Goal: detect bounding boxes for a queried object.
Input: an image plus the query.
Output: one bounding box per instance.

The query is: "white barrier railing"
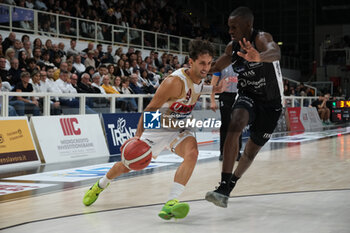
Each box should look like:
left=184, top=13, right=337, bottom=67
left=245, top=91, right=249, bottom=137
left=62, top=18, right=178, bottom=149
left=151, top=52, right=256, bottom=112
left=0, top=3, right=225, bottom=56
left=0, top=92, right=154, bottom=117
left=282, top=96, right=319, bottom=108
left=0, top=92, right=331, bottom=117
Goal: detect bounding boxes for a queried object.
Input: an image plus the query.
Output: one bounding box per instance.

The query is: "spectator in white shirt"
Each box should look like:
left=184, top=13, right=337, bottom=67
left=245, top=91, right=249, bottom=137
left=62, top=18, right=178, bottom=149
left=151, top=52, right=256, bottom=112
left=13, top=39, right=23, bottom=59
left=114, top=7, right=122, bottom=22
left=39, top=70, right=57, bottom=95
left=26, top=0, right=34, bottom=8
left=5, top=48, right=15, bottom=71
left=55, top=70, right=77, bottom=97
left=34, top=0, right=48, bottom=10
left=84, top=50, right=96, bottom=69
left=31, top=69, right=61, bottom=114
left=73, top=55, right=86, bottom=74
left=45, top=66, right=61, bottom=93
left=91, top=73, right=106, bottom=94
left=55, top=70, right=96, bottom=114
left=66, top=39, right=79, bottom=58
left=23, top=40, right=32, bottom=59
left=31, top=70, right=42, bottom=95
left=37, top=69, right=61, bottom=115
left=0, top=77, right=18, bottom=116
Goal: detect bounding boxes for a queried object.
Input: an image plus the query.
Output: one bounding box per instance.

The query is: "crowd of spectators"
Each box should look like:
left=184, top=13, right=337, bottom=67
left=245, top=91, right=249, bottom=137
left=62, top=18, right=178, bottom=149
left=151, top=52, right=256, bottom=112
left=2, top=0, right=218, bottom=44
left=283, top=79, right=346, bottom=99
left=0, top=32, right=190, bottom=116
left=283, top=79, right=346, bottom=124
left=283, top=80, right=315, bottom=98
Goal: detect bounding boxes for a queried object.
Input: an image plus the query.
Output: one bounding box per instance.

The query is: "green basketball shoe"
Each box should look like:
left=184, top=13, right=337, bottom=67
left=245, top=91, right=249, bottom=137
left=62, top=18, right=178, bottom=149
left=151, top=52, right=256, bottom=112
left=158, top=199, right=190, bottom=220
left=83, top=180, right=109, bottom=206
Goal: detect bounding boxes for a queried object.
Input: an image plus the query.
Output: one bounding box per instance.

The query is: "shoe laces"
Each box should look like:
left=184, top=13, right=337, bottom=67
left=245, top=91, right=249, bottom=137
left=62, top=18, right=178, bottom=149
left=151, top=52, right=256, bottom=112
left=166, top=199, right=179, bottom=206
left=214, top=181, right=232, bottom=195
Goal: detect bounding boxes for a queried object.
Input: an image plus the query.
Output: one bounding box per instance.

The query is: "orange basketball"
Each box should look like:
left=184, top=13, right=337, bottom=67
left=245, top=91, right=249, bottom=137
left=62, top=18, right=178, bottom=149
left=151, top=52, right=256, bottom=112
left=121, top=139, right=152, bottom=170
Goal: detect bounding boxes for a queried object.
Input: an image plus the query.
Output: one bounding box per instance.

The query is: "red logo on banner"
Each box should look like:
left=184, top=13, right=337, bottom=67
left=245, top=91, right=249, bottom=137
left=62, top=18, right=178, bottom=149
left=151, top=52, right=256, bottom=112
left=287, top=107, right=305, bottom=132
left=59, top=118, right=81, bottom=136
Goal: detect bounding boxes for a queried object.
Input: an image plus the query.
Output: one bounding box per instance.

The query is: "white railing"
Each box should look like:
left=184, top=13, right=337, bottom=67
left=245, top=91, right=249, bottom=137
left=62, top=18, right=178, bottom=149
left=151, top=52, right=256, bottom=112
left=0, top=92, right=154, bottom=116
left=0, top=92, right=331, bottom=117
left=0, top=3, right=226, bottom=56
left=282, top=96, right=318, bottom=108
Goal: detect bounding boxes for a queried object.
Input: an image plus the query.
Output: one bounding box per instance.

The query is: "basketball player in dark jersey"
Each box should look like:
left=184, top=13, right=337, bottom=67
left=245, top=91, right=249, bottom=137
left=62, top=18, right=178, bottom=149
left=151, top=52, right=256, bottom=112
left=205, top=6, right=284, bottom=208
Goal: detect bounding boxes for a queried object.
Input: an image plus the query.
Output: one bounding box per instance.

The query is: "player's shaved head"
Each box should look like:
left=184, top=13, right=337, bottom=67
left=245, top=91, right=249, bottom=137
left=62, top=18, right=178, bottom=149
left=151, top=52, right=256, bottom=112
left=230, top=7, right=254, bottom=24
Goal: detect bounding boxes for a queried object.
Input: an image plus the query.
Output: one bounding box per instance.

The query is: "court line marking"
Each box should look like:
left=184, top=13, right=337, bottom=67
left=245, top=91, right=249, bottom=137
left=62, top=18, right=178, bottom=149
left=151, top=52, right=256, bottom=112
left=1, top=188, right=349, bottom=231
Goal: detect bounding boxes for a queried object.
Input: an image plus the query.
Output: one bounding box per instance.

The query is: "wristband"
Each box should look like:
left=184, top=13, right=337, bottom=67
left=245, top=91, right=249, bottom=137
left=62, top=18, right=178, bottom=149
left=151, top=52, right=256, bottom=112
left=213, top=72, right=221, bottom=76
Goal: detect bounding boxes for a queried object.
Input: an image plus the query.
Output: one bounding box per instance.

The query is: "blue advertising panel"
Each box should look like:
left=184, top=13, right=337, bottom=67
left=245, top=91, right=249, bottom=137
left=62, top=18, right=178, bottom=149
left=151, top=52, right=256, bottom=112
left=0, top=6, right=34, bottom=23
left=0, top=6, right=10, bottom=23
left=101, top=113, right=141, bottom=155
left=12, top=7, right=34, bottom=22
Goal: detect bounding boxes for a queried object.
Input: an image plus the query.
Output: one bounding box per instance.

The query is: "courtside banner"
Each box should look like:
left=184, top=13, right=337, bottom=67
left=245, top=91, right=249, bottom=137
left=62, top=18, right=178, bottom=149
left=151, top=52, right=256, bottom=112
left=287, top=107, right=305, bottom=132
left=300, top=107, right=323, bottom=130
left=30, top=115, right=109, bottom=163
left=192, top=110, right=221, bottom=144
left=101, top=113, right=141, bottom=155
left=0, top=117, right=40, bottom=168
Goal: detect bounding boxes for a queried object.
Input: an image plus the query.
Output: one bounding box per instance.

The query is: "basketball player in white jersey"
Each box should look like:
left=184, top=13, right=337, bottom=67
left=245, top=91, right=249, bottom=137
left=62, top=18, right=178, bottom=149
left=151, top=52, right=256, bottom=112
left=83, top=39, right=227, bottom=220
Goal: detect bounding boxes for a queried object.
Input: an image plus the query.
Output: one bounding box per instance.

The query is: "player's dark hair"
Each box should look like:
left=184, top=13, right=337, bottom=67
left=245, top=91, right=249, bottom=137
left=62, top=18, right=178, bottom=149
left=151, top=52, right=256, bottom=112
left=188, top=39, right=214, bottom=60
left=230, top=7, right=254, bottom=24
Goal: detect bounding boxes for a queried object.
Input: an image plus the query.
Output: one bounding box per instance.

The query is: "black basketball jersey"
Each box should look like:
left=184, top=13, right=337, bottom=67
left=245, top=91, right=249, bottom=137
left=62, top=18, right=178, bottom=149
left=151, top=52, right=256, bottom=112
left=231, top=30, right=283, bottom=102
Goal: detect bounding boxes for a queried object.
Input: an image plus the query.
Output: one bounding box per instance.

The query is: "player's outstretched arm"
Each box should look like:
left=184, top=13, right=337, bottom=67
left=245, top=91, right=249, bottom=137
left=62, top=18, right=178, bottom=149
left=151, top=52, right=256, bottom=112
left=135, top=76, right=183, bottom=137
left=237, top=33, right=280, bottom=63
left=210, top=73, right=220, bottom=112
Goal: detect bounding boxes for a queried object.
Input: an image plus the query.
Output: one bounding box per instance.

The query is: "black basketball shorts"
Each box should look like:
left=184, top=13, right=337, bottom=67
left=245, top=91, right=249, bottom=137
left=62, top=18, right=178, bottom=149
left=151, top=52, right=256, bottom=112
left=233, top=94, right=282, bottom=146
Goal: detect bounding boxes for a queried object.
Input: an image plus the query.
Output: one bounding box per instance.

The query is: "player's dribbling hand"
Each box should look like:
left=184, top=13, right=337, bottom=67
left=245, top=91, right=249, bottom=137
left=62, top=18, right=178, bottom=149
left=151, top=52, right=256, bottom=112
left=237, top=38, right=261, bottom=62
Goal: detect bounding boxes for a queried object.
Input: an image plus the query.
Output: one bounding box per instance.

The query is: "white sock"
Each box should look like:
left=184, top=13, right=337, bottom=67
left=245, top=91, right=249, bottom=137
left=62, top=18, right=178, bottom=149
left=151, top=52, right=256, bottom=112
left=98, top=174, right=112, bottom=189
left=167, top=182, right=185, bottom=201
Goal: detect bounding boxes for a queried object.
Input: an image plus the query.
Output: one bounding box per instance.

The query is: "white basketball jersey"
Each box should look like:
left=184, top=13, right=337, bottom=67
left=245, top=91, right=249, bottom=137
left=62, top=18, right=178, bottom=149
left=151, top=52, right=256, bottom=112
left=160, top=68, right=203, bottom=127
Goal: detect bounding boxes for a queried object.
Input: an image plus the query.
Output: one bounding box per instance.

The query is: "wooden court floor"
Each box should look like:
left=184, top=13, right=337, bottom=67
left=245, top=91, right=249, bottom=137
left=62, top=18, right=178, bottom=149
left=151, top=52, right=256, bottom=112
left=0, top=130, right=350, bottom=233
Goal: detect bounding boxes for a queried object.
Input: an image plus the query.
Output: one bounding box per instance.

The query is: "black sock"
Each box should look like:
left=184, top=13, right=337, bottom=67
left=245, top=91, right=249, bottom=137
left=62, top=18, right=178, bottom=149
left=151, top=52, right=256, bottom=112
left=231, top=173, right=240, bottom=182
left=214, top=172, right=232, bottom=195
left=230, top=173, right=240, bottom=189
left=221, top=172, right=232, bottom=184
